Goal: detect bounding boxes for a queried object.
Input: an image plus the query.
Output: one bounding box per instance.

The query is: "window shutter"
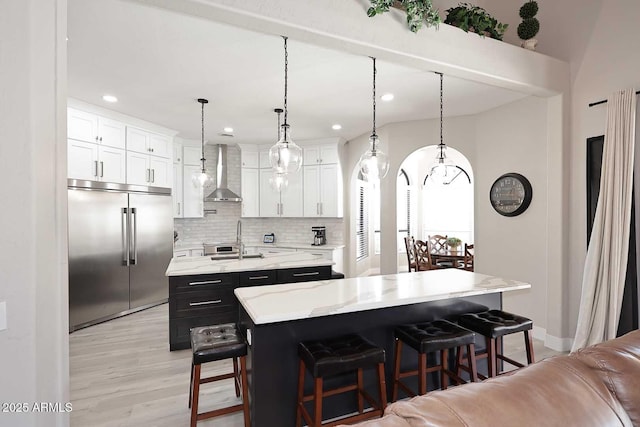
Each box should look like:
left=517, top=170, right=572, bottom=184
left=356, top=183, right=368, bottom=260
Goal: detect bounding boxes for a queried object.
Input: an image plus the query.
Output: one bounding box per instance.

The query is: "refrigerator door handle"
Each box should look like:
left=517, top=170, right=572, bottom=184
left=130, top=207, right=138, bottom=265
left=123, top=207, right=130, bottom=266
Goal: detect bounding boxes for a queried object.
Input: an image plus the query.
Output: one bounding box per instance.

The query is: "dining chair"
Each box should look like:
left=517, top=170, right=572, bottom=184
left=404, top=236, right=417, bottom=272
left=413, top=240, right=445, bottom=271
left=428, top=235, right=448, bottom=253
left=459, top=243, right=474, bottom=271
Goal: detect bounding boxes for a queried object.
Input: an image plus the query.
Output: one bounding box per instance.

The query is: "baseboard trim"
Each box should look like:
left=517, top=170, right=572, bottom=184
left=533, top=326, right=573, bottom=352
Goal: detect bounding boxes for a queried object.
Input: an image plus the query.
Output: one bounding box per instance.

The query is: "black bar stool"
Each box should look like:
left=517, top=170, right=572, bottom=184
left=457, top=309, right=534, bottom=378
left=189, top=324, right=250, bottom=427
left=296, top=334, right=387, bottom=427
left=392, top=319, right=478, bottom=401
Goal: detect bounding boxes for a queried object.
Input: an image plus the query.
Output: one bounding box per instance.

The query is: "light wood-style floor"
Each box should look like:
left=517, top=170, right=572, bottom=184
left=70, top=304, right=565, bottom=427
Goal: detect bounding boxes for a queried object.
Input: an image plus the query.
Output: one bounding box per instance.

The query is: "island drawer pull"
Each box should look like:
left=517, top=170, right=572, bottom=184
left=249, top=275, right=270, bottom=280
left=293, top=272, right=320, bottom=277
left=189, top=279, right=222, bottom=286
left=189, top=300, right=222, bottom=306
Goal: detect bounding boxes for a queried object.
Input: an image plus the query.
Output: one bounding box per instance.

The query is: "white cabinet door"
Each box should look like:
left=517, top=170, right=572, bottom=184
left=259, top=149, right=271, bottom=169
left=68, top=139, right=99, bottom=180
left=149, top=133, right=171, bottom=158
left=241, top=168, right=260, bottom=217
left=127, top=151, right=150, bottom=185
left=183, top=146, right=202, bottom=165
left=320, top=164, right=340, bottom=217
left=319, top=145, right=339, bottom=164
left=303, top=146, right=320, bottom=166
left=241, top=150, right=259, bottom=168
left=68, top=109, right=98, bottom=143
left=98, top=146, right=126, bottom=184
left=173, top=143, right=183, bottom=163
left=303, top=165, right=320, bottom=217
left=259, top=169, right=280, bottom=217
left=280, top=171, right=303, bottom=217
left=126, top=127, right=149, bottom=154
left=149, top=156, right=171, bottom=187
left=98, top=118, right=126, bottom=149
left=183, top=164, right=204, bottom=218
left=173, top=162, right=183, bottom=218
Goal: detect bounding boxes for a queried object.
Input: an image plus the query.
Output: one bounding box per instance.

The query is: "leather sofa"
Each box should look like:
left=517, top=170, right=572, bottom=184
left=349, top=330, right=640, bottom=427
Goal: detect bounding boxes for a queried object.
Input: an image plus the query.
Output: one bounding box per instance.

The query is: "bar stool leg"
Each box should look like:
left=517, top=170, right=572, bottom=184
left=240, top=356, right=250, bottom=427
left=357, top=368, right=364, bottom=414
left=440, top=349, right=449, bottom=390
left=313, top=377, right=323, bottom=427
left=188, top=361, right=194, bottom=408
left=392, top=339, right=402, bottom=402
left=377, top=362, right=387, bottom=413
left=467, top=343, right=478, bottom=382
left=233, top=357, right=240, bottom=398
left=190, top=363, right=201, bottom=427
left=524, top=330, right=535, bottom=364
left=418, top=353, right=427, bottom=395
left=486, top=337, right=497, bottom=378
left=296, top=360, right=305, bottom=427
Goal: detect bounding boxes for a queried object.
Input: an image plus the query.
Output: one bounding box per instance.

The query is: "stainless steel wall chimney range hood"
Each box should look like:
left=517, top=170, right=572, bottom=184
left=204, top=144, right=242, bottom=202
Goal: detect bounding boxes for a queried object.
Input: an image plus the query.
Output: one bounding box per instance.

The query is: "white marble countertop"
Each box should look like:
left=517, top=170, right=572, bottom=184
left=165, top=251, right=334, bottom=276
left=234, top=269, right=531, bottom=325
left=245, top=243, right=345, bottom=250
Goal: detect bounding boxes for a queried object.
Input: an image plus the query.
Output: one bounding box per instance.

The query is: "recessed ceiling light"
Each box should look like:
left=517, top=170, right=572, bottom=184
left=102, top=95, right=118, bottom=103
left=381, top=93, right=394, bottom=102
left=332, top=124, right=342, bottom=130
left=223, top=127, right=234, bottom=133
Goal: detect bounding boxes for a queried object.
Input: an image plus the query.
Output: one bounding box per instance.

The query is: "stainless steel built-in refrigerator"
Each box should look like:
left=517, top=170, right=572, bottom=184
left=68, top=179, right=172, bottom=331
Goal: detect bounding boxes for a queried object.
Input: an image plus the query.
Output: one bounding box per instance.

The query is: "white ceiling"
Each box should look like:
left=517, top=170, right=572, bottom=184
left=67, top=0, right=529, bottom=145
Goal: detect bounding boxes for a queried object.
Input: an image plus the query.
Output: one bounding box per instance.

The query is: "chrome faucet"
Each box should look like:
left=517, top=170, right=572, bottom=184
left=237, top=219, right=244, bottom=260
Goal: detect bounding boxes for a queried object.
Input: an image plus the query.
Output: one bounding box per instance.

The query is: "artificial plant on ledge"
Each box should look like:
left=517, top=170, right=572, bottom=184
left=367, top=0, right=441, bottom=33
left=444, top=3, right=508, bottom=40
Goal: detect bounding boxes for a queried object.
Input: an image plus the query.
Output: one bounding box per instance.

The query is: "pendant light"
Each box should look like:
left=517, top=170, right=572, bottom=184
left=428, top=73, right=456, bottom=184
left=359, top=57, right=389, bottom=181
left=269, top=36, right=303, bottom=174
left=192, top=98, right=214, bottom=187
left=270, top=108, right=289, bottom=192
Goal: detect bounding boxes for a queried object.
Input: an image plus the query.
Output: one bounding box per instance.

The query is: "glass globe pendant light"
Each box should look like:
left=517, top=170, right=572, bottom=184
left=429, top=73, right=456, bottom=185
left=359, top=57, right=389, bottom=181
left=270, top=108, right=289, bottom=192
left=192, top=98, right=214, bottom=187
left=269, top=36, right=303, bottom=174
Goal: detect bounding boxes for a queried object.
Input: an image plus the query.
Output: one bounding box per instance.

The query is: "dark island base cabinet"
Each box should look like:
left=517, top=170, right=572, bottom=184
left=169, top=266, right=331, bottom=350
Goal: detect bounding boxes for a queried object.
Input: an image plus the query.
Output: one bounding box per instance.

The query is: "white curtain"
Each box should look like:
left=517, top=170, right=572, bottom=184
left=572, top=89, right=637, bottom=351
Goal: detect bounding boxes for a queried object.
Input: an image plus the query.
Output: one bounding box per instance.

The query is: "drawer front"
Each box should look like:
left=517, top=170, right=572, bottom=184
left=277, top=266, right=331, bottom=284
left=169, top=273, right=237, bottom=293
left=170, top=287, right=237, bottom=318
left=238, top=270, right=277, bottom=287
left=169, top=313, right=239, bottom=351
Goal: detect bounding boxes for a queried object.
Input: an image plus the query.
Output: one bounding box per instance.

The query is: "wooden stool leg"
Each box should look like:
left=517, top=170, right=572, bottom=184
left=313, top=377, right=323, bottom=427
left=486, top=337, right=497, bottom=378
left=296, top=360, right=305, bottom=427
left=418, top=352, right=427, bottom=395
left=357, top=368, right=364, bottom=414
left=524, top=330, right=535, bottom=364
left=455, top=344, right=464, bottom=379
left=377, top=362, right=387, bottom=413
left=190, top=363, right=201, bottom=427
left=392, top=339, right=402, bottom=402
left=240, top=356, right=250, bottom=427
left=233, top=357, right=240, bottom=398
left=440, top=349, right=449, bottom=390
left=467, top=343, right=478, bottom=382
left=188, top=362, right=194, bottom=408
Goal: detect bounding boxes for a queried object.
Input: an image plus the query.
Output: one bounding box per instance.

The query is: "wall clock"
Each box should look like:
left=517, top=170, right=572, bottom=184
left=489, top=173, right=533, bottom=217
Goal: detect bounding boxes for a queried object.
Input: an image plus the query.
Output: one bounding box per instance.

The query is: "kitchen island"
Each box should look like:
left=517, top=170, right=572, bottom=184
left=165, top=251, right=333, bottom=350
left=234, top=269, right=531, bottom=426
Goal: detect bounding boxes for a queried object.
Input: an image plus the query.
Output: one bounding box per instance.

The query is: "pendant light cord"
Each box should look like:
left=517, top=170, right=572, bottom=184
left=437, top=72, right=445, bottom=160
left=198, top=98, right=208, bottom=173
left=283, top=36, right=288, bottom=126
left=371, top=57, right=378, bottom=152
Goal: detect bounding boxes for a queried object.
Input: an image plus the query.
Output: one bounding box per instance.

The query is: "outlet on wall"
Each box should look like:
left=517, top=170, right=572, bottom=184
left=0, top=301, right=6, bottom=331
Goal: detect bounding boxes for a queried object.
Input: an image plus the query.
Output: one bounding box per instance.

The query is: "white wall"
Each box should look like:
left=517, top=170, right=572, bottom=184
left=568, top=0, right=640, bottom=339
left=0, top=1, right=69, bottom=426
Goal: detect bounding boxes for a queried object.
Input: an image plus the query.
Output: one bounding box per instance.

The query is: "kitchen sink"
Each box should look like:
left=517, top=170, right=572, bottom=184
left=210, top=253, right=264, bottom=261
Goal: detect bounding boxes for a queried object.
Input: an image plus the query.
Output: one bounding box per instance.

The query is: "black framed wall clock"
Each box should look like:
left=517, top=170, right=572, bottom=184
left=489, top=173, right=533, bottom=217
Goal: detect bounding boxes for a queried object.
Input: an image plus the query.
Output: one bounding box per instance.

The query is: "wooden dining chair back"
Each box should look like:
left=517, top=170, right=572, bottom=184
left=404, top=236, right=417, bottom=272
left=428, top=235, right=448, bottom=253
left=413, top=240, right=443, bottom=271
left=461, top=244, right=474, bottom=271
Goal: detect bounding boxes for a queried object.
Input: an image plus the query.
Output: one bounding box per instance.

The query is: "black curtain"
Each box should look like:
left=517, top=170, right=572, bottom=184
left=586, top=136, right=639, bottom=336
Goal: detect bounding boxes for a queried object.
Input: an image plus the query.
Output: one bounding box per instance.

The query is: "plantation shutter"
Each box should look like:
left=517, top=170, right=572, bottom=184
left=356, top=183, right=368, bottom=260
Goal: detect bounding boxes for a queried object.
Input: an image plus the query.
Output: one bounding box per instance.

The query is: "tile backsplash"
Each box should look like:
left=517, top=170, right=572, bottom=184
left=174, top=143, right=344, bottom=247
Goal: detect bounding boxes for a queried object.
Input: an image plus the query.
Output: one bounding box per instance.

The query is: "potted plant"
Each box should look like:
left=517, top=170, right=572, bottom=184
left=447, top=237, right=462, bottom=251
left=517, top=1, right=540, bottom=50
left=444, top=3, right=508, bottom=40
left=367, top=0, right=441, bottom=33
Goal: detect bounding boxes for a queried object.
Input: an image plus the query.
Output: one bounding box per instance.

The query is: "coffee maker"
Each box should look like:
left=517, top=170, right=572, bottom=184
left=311, top=226, right=327, bottom=246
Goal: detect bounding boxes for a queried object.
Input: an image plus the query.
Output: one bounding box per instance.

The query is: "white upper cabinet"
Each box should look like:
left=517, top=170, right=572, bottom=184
left=182, top=164, right=204, bottom=218
left=303, top=143, right=338, bottom=165
left=98, top=146, right=127, bottom=183
left=241, top=168, right=260, bottom=217
left=173, top=143, right=184, bottom=218
left=259, top=149, right=271, bottom=169
left=302, top=142, right=342, bottom=217
left=259, top=168, right=280, bottom=217
left=241, top=150, right=259, bottom=168
left=149, top=133, right=171, bottom=158
left=126, top=127, right=171, bottom=159
left=68, top=108, right=125, bottom=149
left=280, top=170, right=303, bottom=217
left=68, top=139, right=126, bottom=184
left=127, top=152, right=170, bottom=187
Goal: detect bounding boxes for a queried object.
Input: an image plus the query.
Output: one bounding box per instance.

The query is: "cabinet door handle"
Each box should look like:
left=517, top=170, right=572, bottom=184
left=146, top=168, right=150, bottom=182
left=100, top=161, right=104, bottom=177
left=189, top=300, right=222, bottom=307
left=95, top=136, right=99, bottom=142
left=151, top=169, right=155, bottom=183
left=189, top=279, right=222, bottom=286
left=177, top=202, right=181, bottom=215
left=320, top=203, right=323, bottom=216
left=176, top=254, right=187, bottom=258
left=293, top=272, right=320, bottom=277
left=99, top=136, right=103, bottom=142
left=94, top=160, right=99, bottom=177
left=249, top=275, right=270, bottom=280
